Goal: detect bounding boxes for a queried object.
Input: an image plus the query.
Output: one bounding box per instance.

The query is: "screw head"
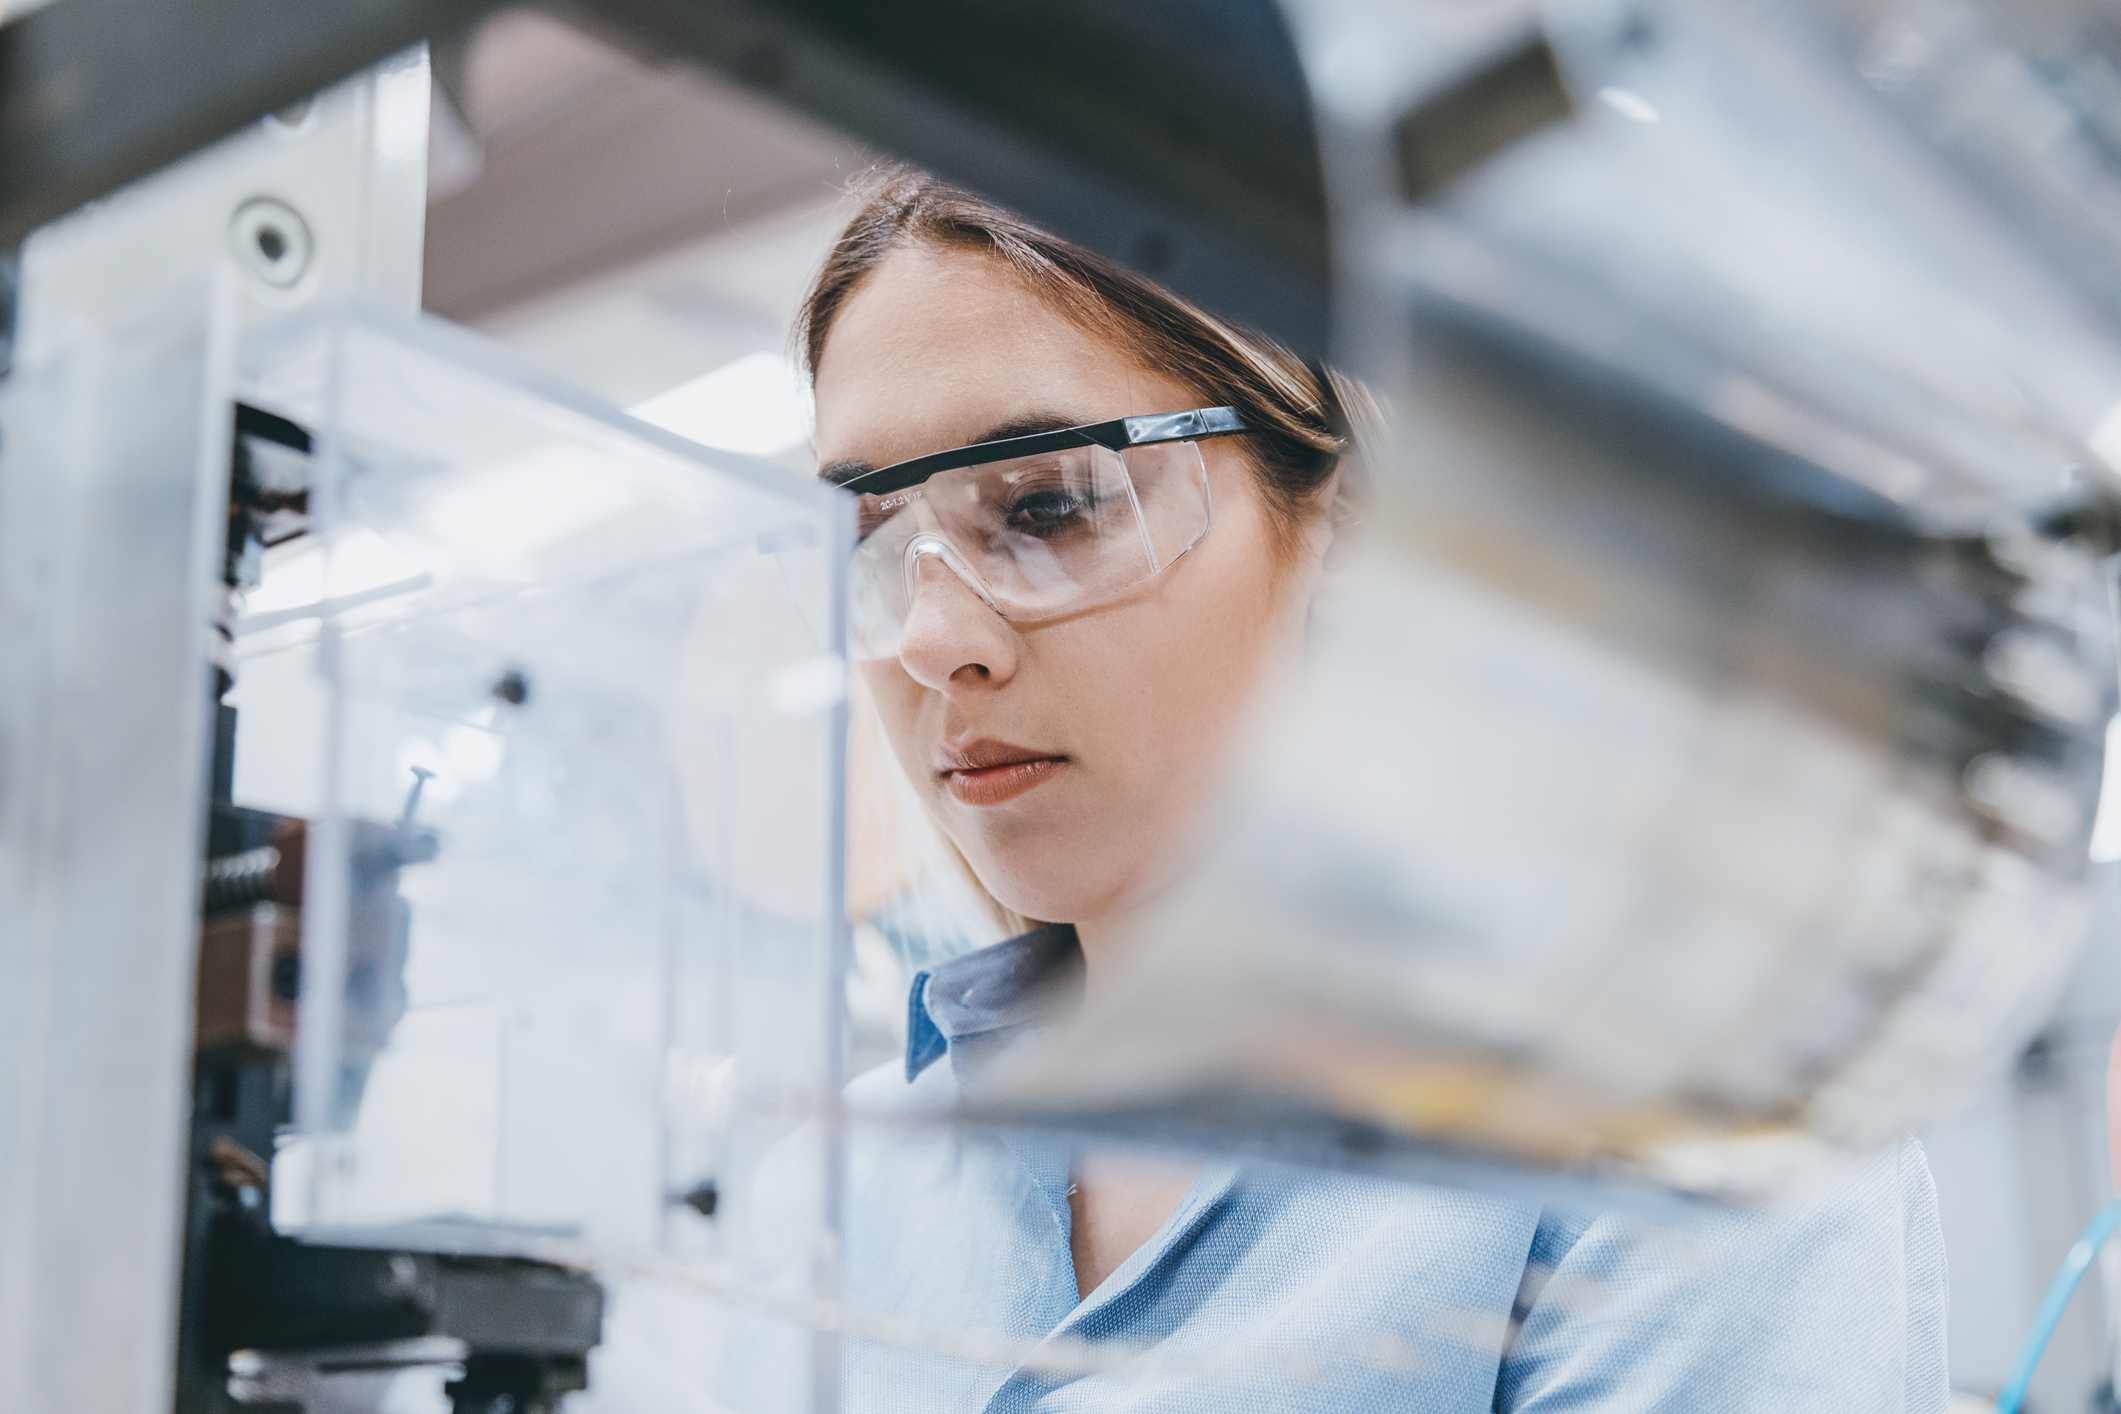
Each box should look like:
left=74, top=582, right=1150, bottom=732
left=680, top=1180, right=719, bottom=1218
left=229, top=198, right=313, bottom=290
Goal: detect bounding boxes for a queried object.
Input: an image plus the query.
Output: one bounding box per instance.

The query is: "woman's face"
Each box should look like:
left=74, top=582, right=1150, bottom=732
left=814, top=245, right=1324, bottom=930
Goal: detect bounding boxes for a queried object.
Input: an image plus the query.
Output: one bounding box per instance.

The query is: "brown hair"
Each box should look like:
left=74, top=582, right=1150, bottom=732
left=797, top=165, right=1359, bottom=545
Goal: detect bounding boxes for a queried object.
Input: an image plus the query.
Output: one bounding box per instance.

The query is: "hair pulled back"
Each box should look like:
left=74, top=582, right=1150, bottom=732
left=797, top=165, right=1357, bottom=539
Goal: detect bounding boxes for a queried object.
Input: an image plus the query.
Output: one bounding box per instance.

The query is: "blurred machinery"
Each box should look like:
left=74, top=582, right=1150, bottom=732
left=980, top=0, right=2121, bottom=1205
left=179, top=401, right=605, bottom=1414
left=12, top=0, right=2121, bottom=1411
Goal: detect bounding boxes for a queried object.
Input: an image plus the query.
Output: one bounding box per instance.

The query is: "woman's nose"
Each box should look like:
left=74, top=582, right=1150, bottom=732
left=896, top=553, right=1021, bottom=691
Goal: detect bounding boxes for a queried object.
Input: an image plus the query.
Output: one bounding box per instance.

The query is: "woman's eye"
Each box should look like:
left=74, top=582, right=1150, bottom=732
left=1003, top=488, right=1094, bottom=533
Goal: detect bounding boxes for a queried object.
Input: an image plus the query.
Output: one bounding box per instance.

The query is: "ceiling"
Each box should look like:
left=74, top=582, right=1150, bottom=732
left=424, top=7, right=863, bottom=431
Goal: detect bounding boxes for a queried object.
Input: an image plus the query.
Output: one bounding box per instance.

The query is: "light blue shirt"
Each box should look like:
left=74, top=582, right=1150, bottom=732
left=821, top=926, right=1949, bottom=1412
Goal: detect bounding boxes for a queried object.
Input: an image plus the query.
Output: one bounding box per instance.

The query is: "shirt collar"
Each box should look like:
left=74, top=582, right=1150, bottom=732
left=904, top=923, right=1084, bottom=1084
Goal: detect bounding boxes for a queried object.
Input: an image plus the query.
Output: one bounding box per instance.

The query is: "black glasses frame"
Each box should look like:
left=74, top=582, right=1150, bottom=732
left=832, top=406, right=1250, bottom=498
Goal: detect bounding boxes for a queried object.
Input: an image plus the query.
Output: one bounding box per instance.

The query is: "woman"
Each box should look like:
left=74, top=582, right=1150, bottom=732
left=801, top=168, right=1946, bottom=1412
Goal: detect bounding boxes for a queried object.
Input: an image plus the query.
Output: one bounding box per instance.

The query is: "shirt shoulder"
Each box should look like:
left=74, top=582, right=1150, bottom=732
left=1499, top=1135, right=1949, bottom=1413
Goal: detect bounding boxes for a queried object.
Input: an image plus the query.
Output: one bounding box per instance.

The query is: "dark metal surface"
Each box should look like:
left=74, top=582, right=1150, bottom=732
left=0, top=0, right=490, bottom=248
left=201, top=1226, right=603, bottom=1359
left=562, top=0, right=1330, bottom=351
left=447, top=1352, right=592, bottom=1414
left=0, top=0, right=1330, bottom=351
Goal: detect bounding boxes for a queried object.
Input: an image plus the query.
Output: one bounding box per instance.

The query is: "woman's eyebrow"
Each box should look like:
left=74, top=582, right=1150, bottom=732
left=820, top=458, right=874, bottom=485
left=971, top=412, right=1082, bottom=444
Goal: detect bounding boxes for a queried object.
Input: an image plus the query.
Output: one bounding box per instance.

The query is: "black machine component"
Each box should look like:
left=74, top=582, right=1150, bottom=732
left=177, top=408, right=603, bottom=1414
left=0, top=0, right=1329, bottom=355
left=228, top=406, right=315, bottom=581
left=213, top=404, right=314, bottom=703
left=200, top=1197, right=600, bottom=1413
left=0, top=246, right=17, bottom=380
left=1393, top=31, right=1573, bottom=201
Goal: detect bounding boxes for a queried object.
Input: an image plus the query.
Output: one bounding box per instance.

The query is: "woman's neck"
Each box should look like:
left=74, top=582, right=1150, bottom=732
left=1066, top=914, right=1139, bottom=1001
left=1068, top=911, right=1119, bottom=992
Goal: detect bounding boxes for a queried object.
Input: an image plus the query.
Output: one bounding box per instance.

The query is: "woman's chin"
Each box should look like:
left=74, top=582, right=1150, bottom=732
left=974, top=857, right=1163, bottom=933
left=977, top=873, right=1112, bottom=931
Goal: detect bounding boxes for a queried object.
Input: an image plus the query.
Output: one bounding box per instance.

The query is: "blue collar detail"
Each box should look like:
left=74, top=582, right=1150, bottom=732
left=902, top=923, right=1084, bottom=1083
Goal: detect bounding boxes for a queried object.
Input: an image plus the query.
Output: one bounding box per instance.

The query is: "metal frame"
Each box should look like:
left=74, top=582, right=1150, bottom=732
left=0, top=50, right=428, bottom=1414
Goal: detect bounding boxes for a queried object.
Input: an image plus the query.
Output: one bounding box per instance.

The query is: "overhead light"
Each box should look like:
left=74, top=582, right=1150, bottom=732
left=629, top=351, right=811, bottom=457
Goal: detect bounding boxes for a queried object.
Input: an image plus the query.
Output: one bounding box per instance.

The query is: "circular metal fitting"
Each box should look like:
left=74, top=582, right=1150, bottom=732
left=228, top=198, right=313, bottom=290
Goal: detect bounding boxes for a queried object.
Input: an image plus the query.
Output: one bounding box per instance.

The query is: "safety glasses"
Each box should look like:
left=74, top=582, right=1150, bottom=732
left=837, top=408, right=1248, bottom=662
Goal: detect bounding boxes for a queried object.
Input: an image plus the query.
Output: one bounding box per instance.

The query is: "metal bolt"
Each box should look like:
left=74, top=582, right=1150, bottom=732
left=399, top=764, right=436, bottom=828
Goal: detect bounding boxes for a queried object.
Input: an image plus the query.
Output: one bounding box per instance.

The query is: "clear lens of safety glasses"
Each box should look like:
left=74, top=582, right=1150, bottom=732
left=849, top=440, right=1213, bottom=661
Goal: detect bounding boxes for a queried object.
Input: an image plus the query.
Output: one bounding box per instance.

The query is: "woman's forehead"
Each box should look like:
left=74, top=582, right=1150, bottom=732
left=812, top=246, right=1193, bottom=472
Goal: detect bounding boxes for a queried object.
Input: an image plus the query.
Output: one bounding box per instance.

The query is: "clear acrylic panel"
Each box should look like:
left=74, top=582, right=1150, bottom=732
left=229, top=305, right=850, bottom=1407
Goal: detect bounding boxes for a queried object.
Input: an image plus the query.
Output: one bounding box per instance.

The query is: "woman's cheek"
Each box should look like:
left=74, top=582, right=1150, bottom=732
left=860, top=662, right=930, bottom=784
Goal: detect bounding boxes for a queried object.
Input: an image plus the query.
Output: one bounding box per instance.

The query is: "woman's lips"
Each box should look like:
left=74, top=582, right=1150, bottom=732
left=940, top=739, right=1068, bottom=807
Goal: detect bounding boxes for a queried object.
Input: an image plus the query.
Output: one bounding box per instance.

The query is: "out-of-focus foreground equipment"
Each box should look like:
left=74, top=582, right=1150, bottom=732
left=10, top=0, right=2121, bottom=1411
left=981, top=0, right=2121, bottom=1206
left=1, top=15, right=856, bottom=1413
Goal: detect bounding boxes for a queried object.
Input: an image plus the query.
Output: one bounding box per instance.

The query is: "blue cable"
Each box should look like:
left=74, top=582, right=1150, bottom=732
left=1996, top=1198, right=2121, bottom=1414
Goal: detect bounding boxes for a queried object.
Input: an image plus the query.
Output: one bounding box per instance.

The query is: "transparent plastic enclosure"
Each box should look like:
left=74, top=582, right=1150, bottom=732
left=230, top=306, right=849, bottom=1310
